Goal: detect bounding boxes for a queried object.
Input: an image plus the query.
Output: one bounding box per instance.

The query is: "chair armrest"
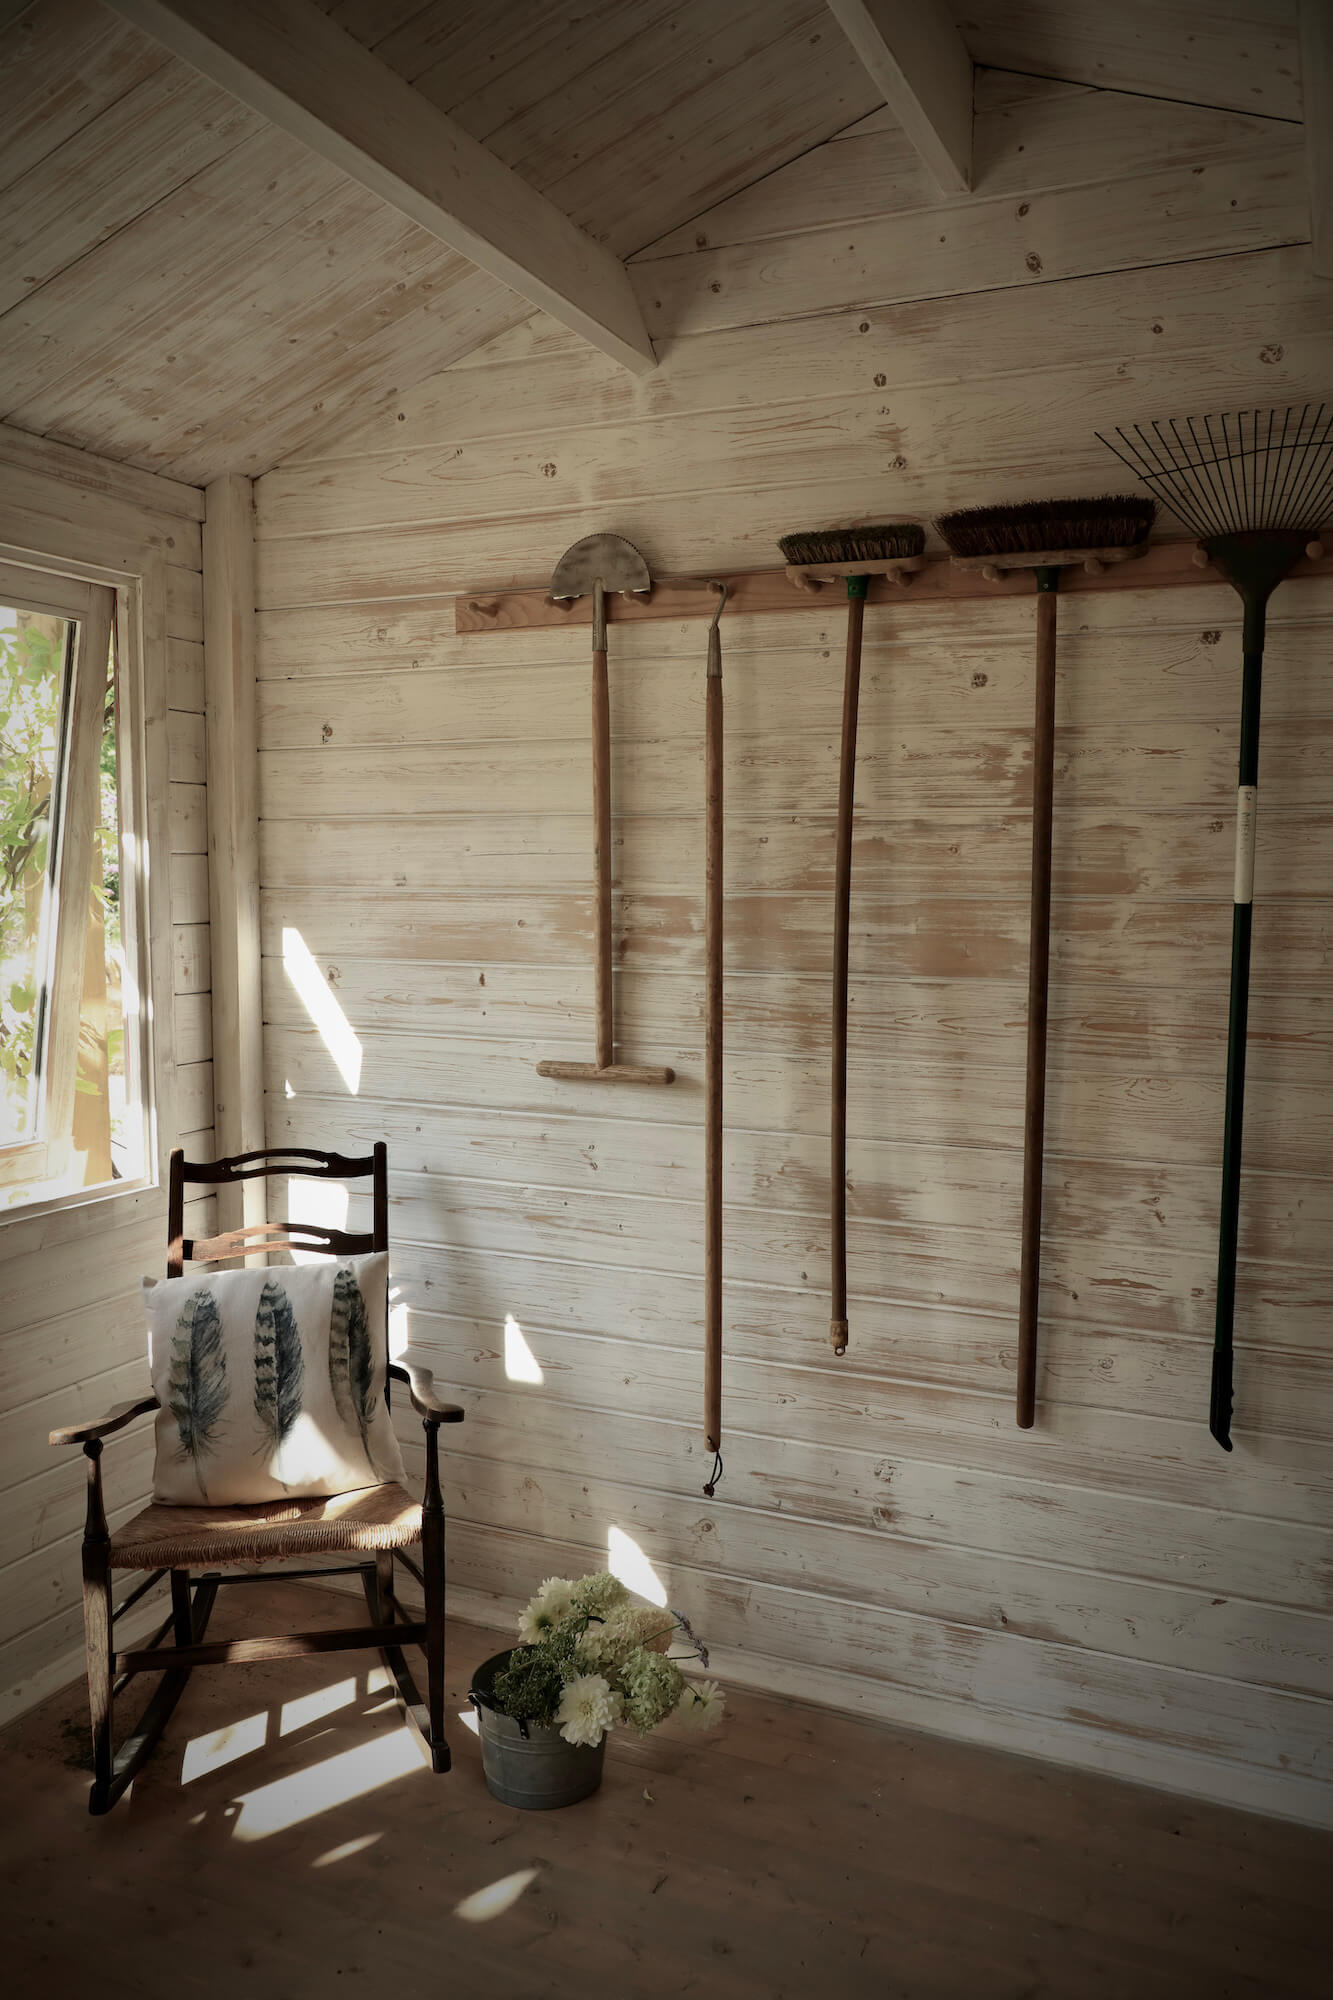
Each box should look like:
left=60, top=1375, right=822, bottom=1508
left=49, top=1394, right=160, bottom=1448
left=388, top=1361, right=464, bottom=1425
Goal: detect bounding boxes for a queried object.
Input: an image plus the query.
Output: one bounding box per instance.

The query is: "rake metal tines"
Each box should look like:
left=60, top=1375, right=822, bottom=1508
left=1096, top=404, right=1333, bottom=541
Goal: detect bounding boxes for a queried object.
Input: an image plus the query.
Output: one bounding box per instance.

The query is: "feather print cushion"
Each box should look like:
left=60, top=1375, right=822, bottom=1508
left=143, top=1253, right=407, bottom=1505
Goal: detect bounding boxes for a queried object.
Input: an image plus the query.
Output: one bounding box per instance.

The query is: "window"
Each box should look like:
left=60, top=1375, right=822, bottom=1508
left=0, top=561, right=146, bottom=1210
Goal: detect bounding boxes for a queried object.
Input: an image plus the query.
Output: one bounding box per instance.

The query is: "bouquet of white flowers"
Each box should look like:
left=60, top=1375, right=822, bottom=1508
left=488, top=1571, right=724, bottom=1749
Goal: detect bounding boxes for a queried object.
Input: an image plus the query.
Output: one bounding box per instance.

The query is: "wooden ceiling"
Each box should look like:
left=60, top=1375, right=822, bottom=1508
left=0, top=0, right=1307, bottom=487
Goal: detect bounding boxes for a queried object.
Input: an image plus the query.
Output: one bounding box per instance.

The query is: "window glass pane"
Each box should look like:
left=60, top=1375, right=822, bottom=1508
left=78, top=625, right=141, bottom=1188
left=0, top=602, right=69, bottom=1147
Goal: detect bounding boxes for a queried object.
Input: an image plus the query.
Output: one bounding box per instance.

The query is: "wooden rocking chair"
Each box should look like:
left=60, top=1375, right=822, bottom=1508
left=49, top=1144, right=463, bottom=1815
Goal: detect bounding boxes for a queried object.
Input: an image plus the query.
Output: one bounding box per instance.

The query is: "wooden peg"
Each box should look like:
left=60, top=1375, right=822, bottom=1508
left=1083, top=555, right=1105, bottom=575
left=1306, top=540, right=1325, bottom=562
left=1192, top=547, right=1212, bottom=569
left=981, top=563, right=1002, bottom=583
left=789, top=571, right=823, bottom=593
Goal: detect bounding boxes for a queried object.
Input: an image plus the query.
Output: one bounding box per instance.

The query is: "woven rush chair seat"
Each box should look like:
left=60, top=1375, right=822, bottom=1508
left=109, top=1483, right=423, bottom=1571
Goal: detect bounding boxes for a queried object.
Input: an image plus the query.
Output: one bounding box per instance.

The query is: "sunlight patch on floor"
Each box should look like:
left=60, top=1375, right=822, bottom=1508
left=231, top=1725, right=428, bottom=1841
left=280, top=1677, right=357, bottom=1737
left=311, top=1832, right=383, bottom=1869
left=181, top=1710, right=269, bottom=1784
left=454, top=1868, right=540, bottom=1924
left=608, top=1524, right=669, bottom=1606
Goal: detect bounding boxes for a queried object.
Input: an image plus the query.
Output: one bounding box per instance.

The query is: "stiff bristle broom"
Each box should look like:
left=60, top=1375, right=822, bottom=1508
left=776, top=521, right=927, bottom=1355
left=935, top=494, right=1157, bottom=1429
left=1098, top=405, right=1333, bottom=1450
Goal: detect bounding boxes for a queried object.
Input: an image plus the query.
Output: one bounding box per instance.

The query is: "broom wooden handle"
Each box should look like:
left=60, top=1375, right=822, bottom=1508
left=1016, top=581, right=1059, bottom=1426
left=704, top=666, right=723, bottom=1450
left=591, top=641, right=613, bottom=1071
left=830, top=587, right=866, bottom=1355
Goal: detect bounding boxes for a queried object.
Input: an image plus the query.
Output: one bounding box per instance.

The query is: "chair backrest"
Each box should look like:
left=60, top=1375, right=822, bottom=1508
left=167, top=1144, right=388, bottom=1278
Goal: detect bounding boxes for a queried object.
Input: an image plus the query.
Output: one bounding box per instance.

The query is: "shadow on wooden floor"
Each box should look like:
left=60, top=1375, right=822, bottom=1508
left=2, top=1583, right=1329, bottom=1999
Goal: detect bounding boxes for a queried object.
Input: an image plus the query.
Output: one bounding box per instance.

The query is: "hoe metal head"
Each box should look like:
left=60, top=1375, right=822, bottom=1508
left=551, top=533, right=651, bottom=645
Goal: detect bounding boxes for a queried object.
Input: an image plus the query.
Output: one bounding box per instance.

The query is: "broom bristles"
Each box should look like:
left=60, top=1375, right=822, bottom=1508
left=935, top=495, right=1156, bottom=558
left=778, top=522, right=925, bottom=566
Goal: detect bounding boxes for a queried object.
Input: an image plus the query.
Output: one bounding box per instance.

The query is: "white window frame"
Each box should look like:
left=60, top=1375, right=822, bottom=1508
left=0, top=536, right=169, bottom=1227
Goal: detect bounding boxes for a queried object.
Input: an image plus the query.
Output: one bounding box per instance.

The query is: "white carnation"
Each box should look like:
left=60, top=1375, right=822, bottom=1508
left=555, top=1673, right=620, bottom=1748
left=675, top=1679, right=725, bottom=1731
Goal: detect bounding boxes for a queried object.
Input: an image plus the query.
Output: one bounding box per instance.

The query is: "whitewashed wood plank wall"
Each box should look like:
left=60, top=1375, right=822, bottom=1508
left=0, top=436, right=214, bottom=1713
left=254, top=69, right=1327, bottom=1826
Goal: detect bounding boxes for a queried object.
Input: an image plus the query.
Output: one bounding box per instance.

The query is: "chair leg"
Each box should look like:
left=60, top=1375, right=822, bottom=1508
left=81, top=1441, right=114, bottom=1814
left=421, top=1420, right=450, bottom=1773
left=82, top=1530, right=114, bottom=1813
left=170, top=1569, right=192, bottom=1647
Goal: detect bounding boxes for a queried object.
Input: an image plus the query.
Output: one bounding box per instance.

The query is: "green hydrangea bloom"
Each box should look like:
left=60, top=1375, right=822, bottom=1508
left=617, top=1644, right=684, bottom=1732
left=570, top=1572, right=630, bottom=1619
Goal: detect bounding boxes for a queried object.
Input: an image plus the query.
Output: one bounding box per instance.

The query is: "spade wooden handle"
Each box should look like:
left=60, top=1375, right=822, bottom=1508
left=591, top=645, right=613, bottom=1071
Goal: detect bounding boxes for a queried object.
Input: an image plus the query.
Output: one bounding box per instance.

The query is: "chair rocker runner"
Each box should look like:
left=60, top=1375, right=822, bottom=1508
left=50, top=1144, right=464, bottom=1814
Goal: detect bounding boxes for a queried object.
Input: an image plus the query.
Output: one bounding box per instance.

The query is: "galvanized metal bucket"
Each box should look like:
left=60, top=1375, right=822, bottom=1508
left=469, top=1650, right=606, bottom=1810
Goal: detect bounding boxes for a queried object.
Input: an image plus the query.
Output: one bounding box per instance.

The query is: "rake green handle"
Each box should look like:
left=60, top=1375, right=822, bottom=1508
left=1211, top=627, right=1264, bottom=1453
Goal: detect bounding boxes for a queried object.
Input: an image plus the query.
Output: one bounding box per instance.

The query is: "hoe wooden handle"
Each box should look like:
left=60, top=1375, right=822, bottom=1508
left=830, top=590, right=866, bottom=1355
left=1016, top=584, right=1059, bottom=1427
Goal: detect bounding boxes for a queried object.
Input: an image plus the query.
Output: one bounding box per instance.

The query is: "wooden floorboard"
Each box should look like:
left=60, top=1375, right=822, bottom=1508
left=0, top=1582, right=1328, bottom=1998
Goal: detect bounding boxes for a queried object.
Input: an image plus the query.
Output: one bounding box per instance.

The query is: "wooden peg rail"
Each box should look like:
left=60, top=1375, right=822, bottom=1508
left=455, top=539, right=1331, bottom=633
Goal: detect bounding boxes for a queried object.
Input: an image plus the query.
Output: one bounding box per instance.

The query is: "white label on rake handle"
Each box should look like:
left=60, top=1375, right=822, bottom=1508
left=1234, top=785, right=1257, bottom=904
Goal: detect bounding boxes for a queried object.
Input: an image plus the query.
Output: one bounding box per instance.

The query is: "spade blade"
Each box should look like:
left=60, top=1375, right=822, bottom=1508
left=550, top=532, right=651, bottom=601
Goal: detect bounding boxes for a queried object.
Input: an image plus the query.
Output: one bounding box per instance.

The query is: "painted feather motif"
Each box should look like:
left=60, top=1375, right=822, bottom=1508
left=167, top=1287, right=227, bottom=1499
left=328, top=1262, right=379, bottom=1474
left=253, top=1277, right=304, bottom=1479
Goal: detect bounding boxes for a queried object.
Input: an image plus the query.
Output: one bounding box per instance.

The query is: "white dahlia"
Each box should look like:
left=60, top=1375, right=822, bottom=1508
left=517, top=1575, right=576, bottom=1644
left=675, top=1679, right=725, bottom=1731
left=555, top=1673, right=620, bottom=1748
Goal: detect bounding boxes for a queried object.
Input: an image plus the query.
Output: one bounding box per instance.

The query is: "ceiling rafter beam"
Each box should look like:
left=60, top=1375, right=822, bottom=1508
left=1300, top=0, right=1331, bottom=278
left=104, top=0, right=657, bottom=375
left=826, top=0, right=973, bottom=194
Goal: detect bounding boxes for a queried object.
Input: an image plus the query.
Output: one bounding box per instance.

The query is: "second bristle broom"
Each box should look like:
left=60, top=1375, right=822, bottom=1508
left=934, top=495, right=1156, bottom=1428
left=776, top=520, right=927, bottom=1356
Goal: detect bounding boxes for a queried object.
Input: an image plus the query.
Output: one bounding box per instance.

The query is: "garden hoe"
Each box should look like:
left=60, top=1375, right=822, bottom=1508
left=537, top=533, right=674, bottom=1087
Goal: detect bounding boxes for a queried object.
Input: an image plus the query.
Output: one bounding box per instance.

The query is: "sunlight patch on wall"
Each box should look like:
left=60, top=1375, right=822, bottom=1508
left=608, top=1524, right=668, bottom=1607
left=282, top=926, right=362, bottom=1092
left=287, top=1174, right=349, bottom=1265
left=231, top=1725, right=427, bottom=1841
left=388, top=1288, right=410, bottom=1359
left=503, top=1313, right=543, bottom=1383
